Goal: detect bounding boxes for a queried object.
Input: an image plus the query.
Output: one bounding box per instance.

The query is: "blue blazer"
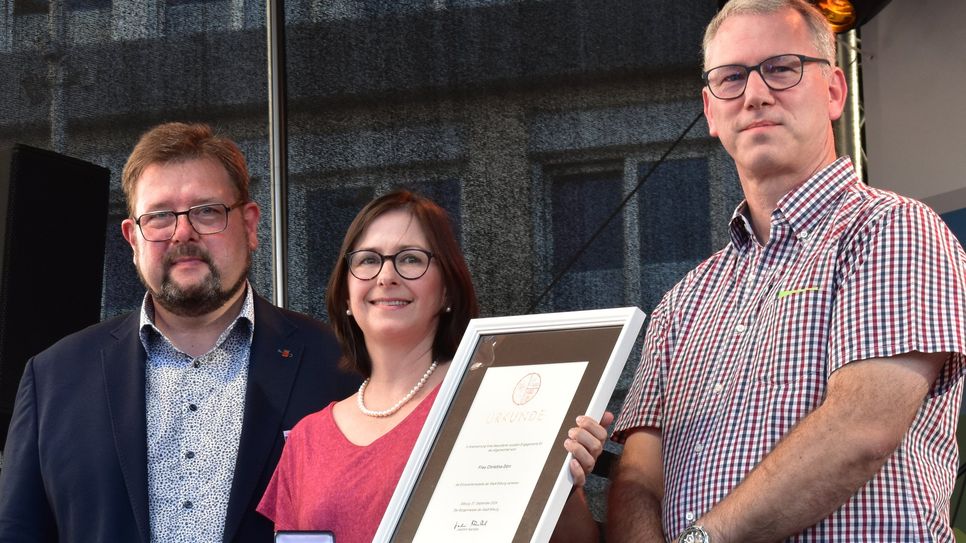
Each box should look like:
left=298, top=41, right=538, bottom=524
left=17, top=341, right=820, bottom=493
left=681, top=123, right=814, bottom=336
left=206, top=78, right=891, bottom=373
left=0, top=295, right=358, bottom=542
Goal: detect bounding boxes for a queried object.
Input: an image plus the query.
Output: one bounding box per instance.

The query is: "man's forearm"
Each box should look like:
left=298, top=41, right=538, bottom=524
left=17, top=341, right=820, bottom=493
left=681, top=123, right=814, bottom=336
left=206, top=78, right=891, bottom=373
left=607, top=428, right=667, bottom=542
left=694, top=404, right=887, bottom=542
left=607, top=475, right=666, bottom=542
left=695, top=354, right=943, bottom=542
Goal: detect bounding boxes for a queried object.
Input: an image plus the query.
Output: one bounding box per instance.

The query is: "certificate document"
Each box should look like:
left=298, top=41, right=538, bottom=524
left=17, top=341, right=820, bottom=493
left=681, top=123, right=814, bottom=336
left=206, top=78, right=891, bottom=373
left=376, top=307, right=646, bottom=543
left=413, top=362, right=588, bottom=541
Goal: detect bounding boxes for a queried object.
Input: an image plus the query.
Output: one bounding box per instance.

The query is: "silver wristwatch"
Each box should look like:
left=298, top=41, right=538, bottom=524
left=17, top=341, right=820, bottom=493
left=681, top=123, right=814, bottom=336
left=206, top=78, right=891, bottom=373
left=679, top=524, right=711, bottom=543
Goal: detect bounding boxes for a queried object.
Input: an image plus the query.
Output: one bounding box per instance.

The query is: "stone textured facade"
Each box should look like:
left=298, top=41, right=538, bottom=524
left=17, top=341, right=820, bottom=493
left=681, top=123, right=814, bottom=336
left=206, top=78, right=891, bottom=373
left=1, top=0, right=742, bottom=519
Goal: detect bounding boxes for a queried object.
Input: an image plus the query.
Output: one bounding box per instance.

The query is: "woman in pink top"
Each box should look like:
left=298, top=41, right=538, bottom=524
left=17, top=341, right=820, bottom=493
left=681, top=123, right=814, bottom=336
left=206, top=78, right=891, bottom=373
left=258, top=190, right=608, bottom=542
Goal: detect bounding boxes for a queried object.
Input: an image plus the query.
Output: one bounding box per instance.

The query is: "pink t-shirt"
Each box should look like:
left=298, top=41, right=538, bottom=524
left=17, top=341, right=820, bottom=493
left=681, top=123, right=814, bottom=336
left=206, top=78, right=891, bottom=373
left=258, top=386, right=439, bottom=543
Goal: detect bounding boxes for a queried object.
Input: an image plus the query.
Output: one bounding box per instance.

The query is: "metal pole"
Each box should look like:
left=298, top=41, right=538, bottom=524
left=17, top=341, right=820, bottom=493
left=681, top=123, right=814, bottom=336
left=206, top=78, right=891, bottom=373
left=266, top=0, right=288, bottom=308
left=834, top=29, right=864, bottom=183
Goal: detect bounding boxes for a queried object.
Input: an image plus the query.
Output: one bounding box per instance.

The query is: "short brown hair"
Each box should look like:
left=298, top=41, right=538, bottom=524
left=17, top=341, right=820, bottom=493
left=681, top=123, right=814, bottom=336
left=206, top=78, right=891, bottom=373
left=326, top=189, right=480, bottom=377
left=702, top=0, right=836, bottom=70
left=121, top=122, right=250, bottom=216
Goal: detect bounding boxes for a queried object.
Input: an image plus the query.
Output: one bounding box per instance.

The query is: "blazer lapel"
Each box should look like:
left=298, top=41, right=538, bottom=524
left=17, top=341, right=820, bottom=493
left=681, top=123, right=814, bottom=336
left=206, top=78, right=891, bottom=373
left=222, top=296, right=302, bottom=543
left=101, top=314, right=151, bottom=543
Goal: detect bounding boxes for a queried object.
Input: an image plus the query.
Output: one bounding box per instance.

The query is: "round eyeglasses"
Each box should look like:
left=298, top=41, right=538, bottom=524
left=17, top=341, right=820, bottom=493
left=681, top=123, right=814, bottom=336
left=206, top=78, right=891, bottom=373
left=346, top=248, right=435, bottom=281
left=702, top=54, right=831, bottom=100
left=135, top=202, right=245, bottom=242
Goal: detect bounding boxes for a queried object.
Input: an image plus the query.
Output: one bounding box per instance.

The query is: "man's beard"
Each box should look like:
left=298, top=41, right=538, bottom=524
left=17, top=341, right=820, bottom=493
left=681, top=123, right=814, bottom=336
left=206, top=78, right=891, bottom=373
left=138, top=243, right=250, bottom=318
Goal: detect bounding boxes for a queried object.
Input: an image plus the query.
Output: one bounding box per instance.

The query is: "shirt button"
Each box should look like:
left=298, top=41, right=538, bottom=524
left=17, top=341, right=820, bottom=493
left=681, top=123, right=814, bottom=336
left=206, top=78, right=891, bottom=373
left=712, top=383, right=724, bottom=394
left=188, top=404, right=198, bottom=411
left=183, top=500, right=193, bottom=509
left=193, top=360, right=201, bottom=368
left=686, top=511, right=696, bottom=522
left=799, top=230, right=810, bottom=240
left=735, top=324, right=746, bottom=333
left=185, top=451, right=195, bottom=459
left=694, top=443, right=704, bottom=454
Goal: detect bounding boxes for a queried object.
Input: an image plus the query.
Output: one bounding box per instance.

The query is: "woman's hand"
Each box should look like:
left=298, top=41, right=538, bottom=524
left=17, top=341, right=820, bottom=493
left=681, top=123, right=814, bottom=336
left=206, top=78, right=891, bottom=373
left=565, top=411, right=615, bottom=486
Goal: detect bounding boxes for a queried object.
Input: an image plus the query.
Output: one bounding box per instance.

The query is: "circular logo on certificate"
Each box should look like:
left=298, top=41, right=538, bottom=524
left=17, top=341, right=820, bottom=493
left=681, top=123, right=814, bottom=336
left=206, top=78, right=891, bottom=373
left=512, top=373, right=541, bottom=405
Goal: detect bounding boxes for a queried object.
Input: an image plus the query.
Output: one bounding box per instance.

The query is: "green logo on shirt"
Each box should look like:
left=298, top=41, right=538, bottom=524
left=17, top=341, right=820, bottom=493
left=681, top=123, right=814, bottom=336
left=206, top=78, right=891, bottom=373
left=777, top=286, right=819, bottom=299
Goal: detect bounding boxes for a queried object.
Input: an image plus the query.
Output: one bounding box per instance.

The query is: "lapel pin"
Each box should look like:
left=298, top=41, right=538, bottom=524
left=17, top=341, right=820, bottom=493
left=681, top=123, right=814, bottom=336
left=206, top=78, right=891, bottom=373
left=278, top=349, right=292, bottom=358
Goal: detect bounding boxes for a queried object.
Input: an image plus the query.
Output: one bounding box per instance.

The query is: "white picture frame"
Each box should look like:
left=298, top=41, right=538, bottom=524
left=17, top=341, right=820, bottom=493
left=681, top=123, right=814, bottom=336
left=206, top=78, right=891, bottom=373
left=374, top=306, right=646, bottom=542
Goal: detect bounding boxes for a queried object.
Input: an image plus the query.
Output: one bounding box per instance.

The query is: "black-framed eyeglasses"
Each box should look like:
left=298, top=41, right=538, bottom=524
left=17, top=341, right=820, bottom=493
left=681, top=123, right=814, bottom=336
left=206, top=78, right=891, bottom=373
left=346, top=248, right=435, bottom=281
left=134, top=201, right=246, bottom=242
left=702, top=54, right=831, bottom=100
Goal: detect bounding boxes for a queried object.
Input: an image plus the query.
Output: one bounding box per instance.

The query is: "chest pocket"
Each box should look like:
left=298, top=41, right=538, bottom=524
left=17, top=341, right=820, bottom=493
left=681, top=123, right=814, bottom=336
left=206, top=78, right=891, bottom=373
left=752, top=284, right=833, bottom=386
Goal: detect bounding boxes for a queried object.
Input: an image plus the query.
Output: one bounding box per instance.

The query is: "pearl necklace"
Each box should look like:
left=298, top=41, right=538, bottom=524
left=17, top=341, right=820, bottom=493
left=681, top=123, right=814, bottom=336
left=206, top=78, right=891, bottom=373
left=356, top=360, right=438, bottom=417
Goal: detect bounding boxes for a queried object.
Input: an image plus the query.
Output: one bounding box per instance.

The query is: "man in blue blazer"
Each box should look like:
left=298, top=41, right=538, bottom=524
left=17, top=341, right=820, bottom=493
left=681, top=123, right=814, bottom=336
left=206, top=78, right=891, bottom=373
left=0, top=122, right=358, bottom=542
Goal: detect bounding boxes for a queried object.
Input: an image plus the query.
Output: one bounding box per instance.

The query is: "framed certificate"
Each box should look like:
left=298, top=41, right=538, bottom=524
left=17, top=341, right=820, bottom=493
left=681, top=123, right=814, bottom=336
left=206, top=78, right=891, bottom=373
left=374, top=306, right=646, bottom=542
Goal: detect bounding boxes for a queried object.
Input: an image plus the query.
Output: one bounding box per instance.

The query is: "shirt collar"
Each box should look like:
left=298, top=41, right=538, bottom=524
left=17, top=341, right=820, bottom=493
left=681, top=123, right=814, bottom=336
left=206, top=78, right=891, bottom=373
left=139, top=282, right=255, bottom=354
left=729, top=156, right=858, bottom=250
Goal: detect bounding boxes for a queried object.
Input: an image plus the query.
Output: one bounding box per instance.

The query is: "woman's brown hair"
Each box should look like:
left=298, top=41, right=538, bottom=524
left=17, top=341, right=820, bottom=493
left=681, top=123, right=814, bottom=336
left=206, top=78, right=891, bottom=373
left=326, top=189, right=479, bottom=377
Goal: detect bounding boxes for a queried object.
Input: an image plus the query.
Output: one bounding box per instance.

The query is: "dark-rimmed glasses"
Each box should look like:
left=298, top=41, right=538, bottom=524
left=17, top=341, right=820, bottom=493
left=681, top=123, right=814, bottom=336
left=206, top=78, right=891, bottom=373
left=702, top=54, right=831, bottom=100
left=135, top=202, right=245, bottom=242
left=346, top=248, right=435, bottom=281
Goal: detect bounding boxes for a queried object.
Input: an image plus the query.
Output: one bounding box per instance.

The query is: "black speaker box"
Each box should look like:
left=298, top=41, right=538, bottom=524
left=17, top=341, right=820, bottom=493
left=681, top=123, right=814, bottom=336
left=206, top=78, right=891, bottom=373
left=0, top=144, right=110, bottom=447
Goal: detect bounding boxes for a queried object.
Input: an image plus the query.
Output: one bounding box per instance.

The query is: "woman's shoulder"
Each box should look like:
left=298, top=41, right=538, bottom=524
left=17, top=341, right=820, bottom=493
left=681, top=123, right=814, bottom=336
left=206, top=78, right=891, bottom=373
left=287, top=401, right=340, bottom=442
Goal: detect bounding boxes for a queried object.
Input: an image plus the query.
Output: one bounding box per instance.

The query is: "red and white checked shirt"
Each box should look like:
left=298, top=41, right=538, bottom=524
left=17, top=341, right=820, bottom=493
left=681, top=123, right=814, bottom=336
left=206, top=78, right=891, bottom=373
left=614, top=157, right=966, bottom=541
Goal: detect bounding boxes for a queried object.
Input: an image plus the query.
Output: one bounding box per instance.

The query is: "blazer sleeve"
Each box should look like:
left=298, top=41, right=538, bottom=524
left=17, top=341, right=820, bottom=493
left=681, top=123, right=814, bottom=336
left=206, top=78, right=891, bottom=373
left=0, top=358, right=58, bottom=542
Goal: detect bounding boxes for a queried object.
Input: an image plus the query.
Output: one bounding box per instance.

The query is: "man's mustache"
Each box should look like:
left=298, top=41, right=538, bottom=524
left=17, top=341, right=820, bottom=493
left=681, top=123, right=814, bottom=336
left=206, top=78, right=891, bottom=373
left=163, top=244, right=214, bottom=272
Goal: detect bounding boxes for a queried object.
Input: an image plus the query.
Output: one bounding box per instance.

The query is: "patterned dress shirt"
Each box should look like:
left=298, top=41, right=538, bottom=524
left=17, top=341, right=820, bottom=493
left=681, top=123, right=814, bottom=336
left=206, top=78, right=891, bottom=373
left=141, top=285, right=254, bottom=543
left=615, top=157, right=966, bottom=541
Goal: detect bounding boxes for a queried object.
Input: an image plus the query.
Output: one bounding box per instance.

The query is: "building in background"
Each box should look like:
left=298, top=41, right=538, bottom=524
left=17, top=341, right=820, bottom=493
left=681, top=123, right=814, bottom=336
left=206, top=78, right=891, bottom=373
left=1, top=0, right=740, bottom=514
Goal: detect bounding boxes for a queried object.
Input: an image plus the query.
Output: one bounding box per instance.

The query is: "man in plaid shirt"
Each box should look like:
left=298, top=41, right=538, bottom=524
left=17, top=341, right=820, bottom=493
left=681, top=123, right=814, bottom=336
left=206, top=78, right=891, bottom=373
left=607, top=0, right=966, bottom=541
